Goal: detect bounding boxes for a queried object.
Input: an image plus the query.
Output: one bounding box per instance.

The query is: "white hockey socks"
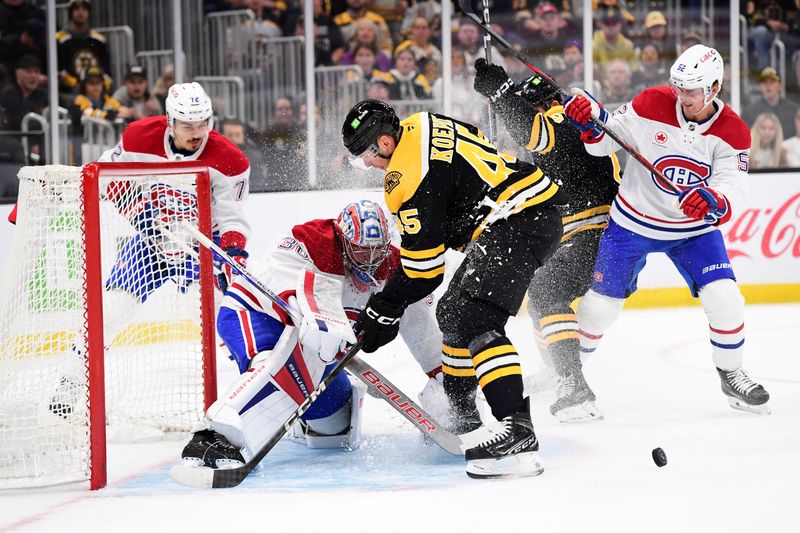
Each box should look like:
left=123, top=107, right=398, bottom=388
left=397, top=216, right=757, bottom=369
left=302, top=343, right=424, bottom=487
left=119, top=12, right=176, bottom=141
left=576, top=289, right=625, bottom=361
left=699, top=279, right=746, bottom=371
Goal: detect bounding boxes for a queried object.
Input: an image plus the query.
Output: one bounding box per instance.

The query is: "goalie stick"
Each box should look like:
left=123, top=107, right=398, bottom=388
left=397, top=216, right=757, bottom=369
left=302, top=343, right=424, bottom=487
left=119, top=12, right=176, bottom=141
left=165, top=224, right=464, bottom=459
left=457, top=0, right=681, bottom=195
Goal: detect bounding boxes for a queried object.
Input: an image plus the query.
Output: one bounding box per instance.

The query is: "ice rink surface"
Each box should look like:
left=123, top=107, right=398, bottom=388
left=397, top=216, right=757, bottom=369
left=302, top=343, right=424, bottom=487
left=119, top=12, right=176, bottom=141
left=1, top=303, right=798, bottom=533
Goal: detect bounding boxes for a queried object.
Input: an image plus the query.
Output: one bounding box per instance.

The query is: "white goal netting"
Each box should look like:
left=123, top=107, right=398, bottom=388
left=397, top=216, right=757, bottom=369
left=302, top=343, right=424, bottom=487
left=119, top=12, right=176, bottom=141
left=0, top=164, right=215, bottom=489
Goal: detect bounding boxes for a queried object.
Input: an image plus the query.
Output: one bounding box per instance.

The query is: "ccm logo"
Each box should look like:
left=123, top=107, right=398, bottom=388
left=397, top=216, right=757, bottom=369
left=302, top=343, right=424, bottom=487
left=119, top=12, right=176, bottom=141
left=360, top=370, right=437, bottom=432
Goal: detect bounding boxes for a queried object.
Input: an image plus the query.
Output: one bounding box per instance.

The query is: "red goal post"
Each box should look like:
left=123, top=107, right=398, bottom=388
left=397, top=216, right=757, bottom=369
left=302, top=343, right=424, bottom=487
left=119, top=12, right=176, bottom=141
left=0, top=162, right=218, bottom=490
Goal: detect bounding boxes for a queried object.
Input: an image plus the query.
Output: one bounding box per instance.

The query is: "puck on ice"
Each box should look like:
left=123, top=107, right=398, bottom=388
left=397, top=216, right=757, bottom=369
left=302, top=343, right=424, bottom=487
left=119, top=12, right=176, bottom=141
left=652, top=447, right=667, bottom=467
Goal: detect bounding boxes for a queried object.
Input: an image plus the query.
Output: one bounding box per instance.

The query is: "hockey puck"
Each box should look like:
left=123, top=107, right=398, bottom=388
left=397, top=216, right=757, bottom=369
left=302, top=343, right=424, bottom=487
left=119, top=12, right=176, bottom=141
left=652, top=447, right=667, bottom=467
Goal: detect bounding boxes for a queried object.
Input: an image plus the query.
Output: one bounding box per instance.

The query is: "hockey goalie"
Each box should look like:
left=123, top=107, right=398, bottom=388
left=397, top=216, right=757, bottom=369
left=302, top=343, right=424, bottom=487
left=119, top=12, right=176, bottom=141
left=172, top=200, right=447, bottom=476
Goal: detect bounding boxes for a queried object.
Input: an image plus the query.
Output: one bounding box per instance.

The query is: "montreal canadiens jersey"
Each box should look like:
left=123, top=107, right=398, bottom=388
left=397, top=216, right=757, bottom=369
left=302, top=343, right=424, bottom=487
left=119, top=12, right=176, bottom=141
left=584, top=86, right=750, bottom=240
left=223, top=218, right=442, bottom=375
left=99, top=115, right=251, bottom=242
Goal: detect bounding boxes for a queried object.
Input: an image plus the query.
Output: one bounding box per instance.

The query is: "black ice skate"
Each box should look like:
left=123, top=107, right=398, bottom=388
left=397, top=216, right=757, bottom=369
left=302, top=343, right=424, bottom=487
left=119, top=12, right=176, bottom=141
left=717, top=368, right=771, bottom=414
left=445, top=403, right=482, bottom=435
left=550, top=370, right=603, bottom=423
left=179, top=429, right=245, bottom=469
left=465, top=403, right=543, bottom=479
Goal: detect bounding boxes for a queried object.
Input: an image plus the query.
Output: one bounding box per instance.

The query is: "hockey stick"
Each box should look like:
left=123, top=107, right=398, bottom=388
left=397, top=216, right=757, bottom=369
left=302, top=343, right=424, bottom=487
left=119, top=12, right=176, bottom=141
left=479, top=0, right=496, bottom=141
left=167, top=224, right=464, bottom=457
left=457, top=0, right=681, bottom=195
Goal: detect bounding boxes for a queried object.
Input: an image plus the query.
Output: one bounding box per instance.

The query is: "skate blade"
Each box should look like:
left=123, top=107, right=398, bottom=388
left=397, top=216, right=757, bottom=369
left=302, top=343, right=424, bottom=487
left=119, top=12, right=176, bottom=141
left=466, top=452, right=544, bottom=479
left=727, top=397, right=771, bottom=415
left=553, top=401, right=604, bottom=424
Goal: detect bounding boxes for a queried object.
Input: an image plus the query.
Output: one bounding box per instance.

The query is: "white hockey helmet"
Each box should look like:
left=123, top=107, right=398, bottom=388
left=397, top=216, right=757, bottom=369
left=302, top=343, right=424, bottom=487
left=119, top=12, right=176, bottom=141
left=669, top=44, right=724, bottom=97
left=165, top=82, right=214, bottom=131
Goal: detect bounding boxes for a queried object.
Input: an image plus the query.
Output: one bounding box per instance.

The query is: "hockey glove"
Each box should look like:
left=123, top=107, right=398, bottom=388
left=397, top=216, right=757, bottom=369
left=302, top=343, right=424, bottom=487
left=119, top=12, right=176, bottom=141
left=354, top=293, right=403, bottom=353
left=215, top=231, right=249, bottom=293
left=473, top=58, right=515, bottom=103
left=678, top=186, right=731, bottom=225
left=563, top=88, right=608, bottom=143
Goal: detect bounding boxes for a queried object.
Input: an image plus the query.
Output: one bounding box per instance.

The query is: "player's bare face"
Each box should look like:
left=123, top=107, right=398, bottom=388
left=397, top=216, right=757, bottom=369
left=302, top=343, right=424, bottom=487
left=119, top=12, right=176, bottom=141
left=673, top=86, right=714, bottom=121
left=173, top=119, right=209, bottom=152
left=353, top=135, right=393, bottom=170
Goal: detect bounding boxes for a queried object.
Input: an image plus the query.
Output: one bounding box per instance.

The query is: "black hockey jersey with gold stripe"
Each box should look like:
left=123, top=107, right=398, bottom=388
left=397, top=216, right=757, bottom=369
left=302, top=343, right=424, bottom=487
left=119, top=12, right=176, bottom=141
left=380, top=111, right=568, bottom=308
left=506, top=103, right=621, bottom=242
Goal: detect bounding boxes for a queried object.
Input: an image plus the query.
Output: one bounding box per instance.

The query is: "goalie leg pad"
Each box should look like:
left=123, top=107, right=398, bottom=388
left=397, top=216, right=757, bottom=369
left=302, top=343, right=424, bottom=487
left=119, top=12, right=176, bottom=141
left=291, top=375, right=366, bottom=449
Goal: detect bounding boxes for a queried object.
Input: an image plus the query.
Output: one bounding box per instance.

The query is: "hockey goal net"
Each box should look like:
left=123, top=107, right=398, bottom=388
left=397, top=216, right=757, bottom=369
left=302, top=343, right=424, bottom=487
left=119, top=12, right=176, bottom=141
left=0, top=162, right=217, bottom=490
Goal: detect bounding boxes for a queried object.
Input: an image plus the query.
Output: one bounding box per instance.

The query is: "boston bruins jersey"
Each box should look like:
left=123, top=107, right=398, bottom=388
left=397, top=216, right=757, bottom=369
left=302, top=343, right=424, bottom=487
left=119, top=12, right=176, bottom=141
left=381, top=111, right=568, bottom=308
left=498, top=98, right=620, bottom=242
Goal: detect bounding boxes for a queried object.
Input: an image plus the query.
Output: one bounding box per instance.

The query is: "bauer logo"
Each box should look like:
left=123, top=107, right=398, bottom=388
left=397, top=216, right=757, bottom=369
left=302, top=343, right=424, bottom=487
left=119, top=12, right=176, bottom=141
left=652, top=154, right=711, bottom=194
left=385, top=171, right=402, bottom=194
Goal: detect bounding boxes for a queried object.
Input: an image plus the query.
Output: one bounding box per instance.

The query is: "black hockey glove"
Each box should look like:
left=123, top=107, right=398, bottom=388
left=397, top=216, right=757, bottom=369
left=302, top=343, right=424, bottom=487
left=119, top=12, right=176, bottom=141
left=473, top=58, right=514, bottom=103
left=354, top=293, right=403, bottom=353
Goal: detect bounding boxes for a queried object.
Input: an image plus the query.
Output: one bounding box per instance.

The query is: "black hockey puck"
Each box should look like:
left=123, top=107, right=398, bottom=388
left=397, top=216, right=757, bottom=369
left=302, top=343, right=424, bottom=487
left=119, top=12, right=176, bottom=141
left=652, top=447, right=667, bottom=467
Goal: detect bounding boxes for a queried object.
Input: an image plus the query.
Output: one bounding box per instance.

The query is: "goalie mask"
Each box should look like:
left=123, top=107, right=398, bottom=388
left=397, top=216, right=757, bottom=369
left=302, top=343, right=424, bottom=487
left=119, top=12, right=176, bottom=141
left=335, top=200, right=390, bottom=289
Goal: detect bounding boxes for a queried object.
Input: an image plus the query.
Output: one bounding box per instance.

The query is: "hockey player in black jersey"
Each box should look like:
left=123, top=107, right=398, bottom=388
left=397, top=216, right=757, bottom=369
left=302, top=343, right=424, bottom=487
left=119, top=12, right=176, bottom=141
left=342, top=99, right=568, bottom=478
left=474, top=58, right=621, bottom=423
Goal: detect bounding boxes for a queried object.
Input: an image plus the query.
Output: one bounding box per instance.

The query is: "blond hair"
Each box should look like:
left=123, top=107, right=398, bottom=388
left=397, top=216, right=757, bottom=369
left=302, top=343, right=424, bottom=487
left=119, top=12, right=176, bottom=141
left=750, top=112, right=785, bottom=169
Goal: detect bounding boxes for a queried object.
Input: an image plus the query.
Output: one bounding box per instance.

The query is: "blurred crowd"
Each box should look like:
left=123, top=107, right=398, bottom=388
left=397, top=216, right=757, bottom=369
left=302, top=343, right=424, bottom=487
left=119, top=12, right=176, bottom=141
left=1, top=0, right=799, bottom=200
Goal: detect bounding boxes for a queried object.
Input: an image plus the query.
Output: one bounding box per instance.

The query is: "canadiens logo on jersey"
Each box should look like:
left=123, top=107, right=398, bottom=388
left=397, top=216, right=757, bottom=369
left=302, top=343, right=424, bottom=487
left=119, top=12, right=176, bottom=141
left=652, top=155, right=711, bottom=194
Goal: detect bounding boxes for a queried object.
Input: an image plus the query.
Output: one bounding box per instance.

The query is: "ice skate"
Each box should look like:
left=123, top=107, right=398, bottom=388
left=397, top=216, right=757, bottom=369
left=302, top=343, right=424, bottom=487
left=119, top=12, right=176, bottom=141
left=717, top=368, right=771, bottom=414
left=178, top=429, right=245, bottom=470
left=465, top=403, right=543, bottom=479
left=550, top=370, right=603, bottom=423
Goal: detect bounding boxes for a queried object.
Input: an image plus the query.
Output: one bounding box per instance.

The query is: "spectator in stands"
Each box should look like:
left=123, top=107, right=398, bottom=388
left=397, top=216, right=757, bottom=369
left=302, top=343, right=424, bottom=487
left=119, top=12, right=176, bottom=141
left=636, top=10, right=676, bottom=64
left=602, top=58, right=635, bottom=106
left=0, top=55, right=47, bottom=132
left=749, top=112, right=789, bottom=169
left=742, top=67, right=800, bottom=138
left=366, top=78, right=391, bottom=102
left=456, top=17, right=507, bottom=77
left=261, top=96, right=305, bottom=189
left=0, top=54, right=47, bottom=163
left=554, top=40, right=603, bottom=96
left=7, top=18, right=48, bottom=85
left=222, top=117, right=269, bottom=190
left=386, top=47, right=432, bottom=100
left=592, top=7, right=635, bottom=70
left=400, top=0, right=441, bottom=38
left=746, top=0, right=800, bottom=73
left=56, top=0, right=113, bottom=96
left=112, top=65, right=162, bottom=122
left=72, top=66, right=132, bottom=123
left=369, top=0, right=407, bottom=43
left=334, top=0, right=394, bottom=53
left=340, top=19, right=393, bottom=70
left=432, top=46, right=483, bottom=125
left=513, top=1, right=579, bottom=77
left=152, top=65, right=175, bottom=116
left=0, top=0, right=45, bottom=77
left=239, top=0, right=284, bottom=40
left=394, top=16, right=442, bottom=81
left=348, top=43, right=394, bottom=84
left=285, top=0, right=345, bottom=66
left=631, top=42, right=669, bottom=93
left=678, top=27, right=703, bottom=54
left=783, top=108, right=800, bottom=165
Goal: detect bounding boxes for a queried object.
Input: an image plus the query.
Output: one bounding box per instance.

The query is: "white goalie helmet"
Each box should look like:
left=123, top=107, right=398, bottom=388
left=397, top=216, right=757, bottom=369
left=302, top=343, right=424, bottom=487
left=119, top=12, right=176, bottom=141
left=669, top=44, right=724, bottom=97
left=165, top=82, right=214, bottom=131
left=334, top=199, right=391, bottom=291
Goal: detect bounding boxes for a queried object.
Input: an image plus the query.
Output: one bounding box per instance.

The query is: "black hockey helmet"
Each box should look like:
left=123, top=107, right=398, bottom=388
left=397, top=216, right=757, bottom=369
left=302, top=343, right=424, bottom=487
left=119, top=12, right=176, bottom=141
left=342, top=99, right=400, bottom=156
left=519, top=75, right=562, bottom=109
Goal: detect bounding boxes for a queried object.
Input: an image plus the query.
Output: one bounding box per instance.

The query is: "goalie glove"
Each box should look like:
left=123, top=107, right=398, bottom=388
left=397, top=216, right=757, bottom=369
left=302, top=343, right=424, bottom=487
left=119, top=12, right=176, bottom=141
left=563, top=87, right=608, bottom=143
left=473, top=58, right=515, bottom=103
left=215, top=231, right=248, bottom=293
left=678, top=186, right=731, bottom=225
left=354, top=293, right=403, bottom=353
